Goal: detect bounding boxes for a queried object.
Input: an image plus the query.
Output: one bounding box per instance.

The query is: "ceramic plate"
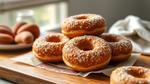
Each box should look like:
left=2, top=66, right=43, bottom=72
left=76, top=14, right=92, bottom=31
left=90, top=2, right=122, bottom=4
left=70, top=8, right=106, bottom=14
left=0, top=43, right=32, bottom=50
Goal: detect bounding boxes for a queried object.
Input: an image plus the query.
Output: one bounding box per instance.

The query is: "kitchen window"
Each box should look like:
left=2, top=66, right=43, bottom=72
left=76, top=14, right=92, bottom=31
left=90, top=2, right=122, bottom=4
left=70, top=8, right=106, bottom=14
left=0, top=0, right=68, bottom=32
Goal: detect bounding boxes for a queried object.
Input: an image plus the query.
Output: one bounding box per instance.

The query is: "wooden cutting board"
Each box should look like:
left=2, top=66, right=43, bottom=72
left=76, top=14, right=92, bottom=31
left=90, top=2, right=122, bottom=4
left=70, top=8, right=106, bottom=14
left=0, top=54, right=149, bottom=84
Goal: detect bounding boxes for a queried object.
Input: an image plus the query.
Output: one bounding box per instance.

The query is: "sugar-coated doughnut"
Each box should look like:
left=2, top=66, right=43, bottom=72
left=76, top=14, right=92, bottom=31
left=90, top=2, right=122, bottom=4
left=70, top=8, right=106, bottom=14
left=110, top=66, right=150, bottom=84
left=62, top=35, right=111, bottom=72
left=15, top=31, right=34, bottom=44
left=32, top=32, right=69, bottom=62
left=61, top=14, right=106, bottom=38
left=100, top=33, right=132, bottom=62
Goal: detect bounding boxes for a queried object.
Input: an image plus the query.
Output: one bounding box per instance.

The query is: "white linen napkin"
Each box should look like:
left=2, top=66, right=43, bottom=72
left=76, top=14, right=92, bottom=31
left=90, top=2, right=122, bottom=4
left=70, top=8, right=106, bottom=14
left=109, top=15, right=150, bottom=54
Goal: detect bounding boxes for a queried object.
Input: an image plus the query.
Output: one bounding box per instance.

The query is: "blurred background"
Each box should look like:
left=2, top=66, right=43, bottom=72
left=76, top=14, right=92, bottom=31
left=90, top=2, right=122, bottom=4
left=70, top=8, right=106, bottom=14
left=0, top=0, right=150, bottom=31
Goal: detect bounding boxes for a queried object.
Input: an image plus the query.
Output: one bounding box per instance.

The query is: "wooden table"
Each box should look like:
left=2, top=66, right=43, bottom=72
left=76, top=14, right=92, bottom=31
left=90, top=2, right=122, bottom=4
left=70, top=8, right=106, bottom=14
left=0, top=50, right=149, bottom=84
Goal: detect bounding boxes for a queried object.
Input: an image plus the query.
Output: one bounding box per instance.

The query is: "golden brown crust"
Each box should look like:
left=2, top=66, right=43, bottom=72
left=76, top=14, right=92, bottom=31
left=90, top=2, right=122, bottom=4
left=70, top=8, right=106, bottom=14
left=111, top=53, right=131, bottom=62
left=0, top=33, right=14, bottom=44
left=100, top=33, right=132, bottom=62
left=12, top=22, right=40, bottom=44
left=63, top=55, right=111, bottom=72
left=110, top=66, right=150, bottom=84
left=15, top=31, right=34, bottom=44
left=61, top=14, right=106, bottom=38
left=62, top=27, right=105, bottom=38
left=0, top=25, right=14, bottom=44
left=17, top=23, right=40, bottom=39
left=62, top=35, right=111, bottom=72
left=12, top=22, right=27, bottom=35
left=32, top=50, right=62, bottom=62
left=32, top=32, right=69, bottom=62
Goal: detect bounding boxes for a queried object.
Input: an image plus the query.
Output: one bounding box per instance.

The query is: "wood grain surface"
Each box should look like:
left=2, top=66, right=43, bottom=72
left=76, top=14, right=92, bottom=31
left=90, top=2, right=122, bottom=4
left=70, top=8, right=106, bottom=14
left=0, top=50, right=149, bottom=84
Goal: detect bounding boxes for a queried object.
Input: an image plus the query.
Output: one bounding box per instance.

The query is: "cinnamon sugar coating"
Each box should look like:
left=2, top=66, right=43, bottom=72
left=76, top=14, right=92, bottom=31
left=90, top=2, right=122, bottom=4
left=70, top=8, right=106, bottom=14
left=61, top=14, right=106, bottom=38
left=63, top=35, right=111, bottom=69
left=110, top=66, right=150, bottom=84
left=100, top=33, right=132, bottom=62
left=33, top=32, right=69, bottom=59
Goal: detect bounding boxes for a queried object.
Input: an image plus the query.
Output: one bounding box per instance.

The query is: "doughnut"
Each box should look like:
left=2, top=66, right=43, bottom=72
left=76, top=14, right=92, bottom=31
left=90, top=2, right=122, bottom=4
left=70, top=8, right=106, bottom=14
left=110, top=66, right=150, bottom=84
left=0, top=25, right=14, bottom=36
left=16, top=23, right=40, bottom=39
left=15, top=31, right=34, bottom=44
left=12, top=22, right=27, bottom=35
left=62, top=35, right=111, bottom=72
left=0, top=33, right=14, bottom=44
left=100, top=33, right=132, bottom=62
left=61, top=14, right=106, bottom=38
left=32, top=32, right=69, bottom=62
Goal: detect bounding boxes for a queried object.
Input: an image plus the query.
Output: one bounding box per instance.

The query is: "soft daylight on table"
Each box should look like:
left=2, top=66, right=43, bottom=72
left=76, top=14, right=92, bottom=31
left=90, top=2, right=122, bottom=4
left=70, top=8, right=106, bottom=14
left=0, top=0, right=149, bottom=84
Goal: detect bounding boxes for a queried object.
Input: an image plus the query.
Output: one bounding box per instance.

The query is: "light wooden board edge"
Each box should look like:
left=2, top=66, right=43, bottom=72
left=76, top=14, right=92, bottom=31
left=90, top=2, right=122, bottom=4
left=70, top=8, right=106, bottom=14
left=0, top=60, right=109, bottom=84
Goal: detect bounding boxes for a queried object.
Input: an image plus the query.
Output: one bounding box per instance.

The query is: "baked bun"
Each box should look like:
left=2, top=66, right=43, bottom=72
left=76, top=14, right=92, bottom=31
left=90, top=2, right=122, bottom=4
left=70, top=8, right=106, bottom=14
left=0, top=25, right=14, bottom=44
left=13, top=22, right=40, bottom=44
left=15, top=31, right=34, bottom=44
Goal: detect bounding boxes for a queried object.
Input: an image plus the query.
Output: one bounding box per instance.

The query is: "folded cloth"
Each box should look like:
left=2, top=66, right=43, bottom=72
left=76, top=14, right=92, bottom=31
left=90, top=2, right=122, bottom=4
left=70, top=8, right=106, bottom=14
left=109, top=15, right=150, bottom=54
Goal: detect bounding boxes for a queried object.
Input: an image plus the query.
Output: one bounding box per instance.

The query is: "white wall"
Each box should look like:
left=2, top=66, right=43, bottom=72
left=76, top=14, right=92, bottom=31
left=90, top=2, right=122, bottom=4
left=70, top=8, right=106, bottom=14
left=68, top=0, right=148, bottom=28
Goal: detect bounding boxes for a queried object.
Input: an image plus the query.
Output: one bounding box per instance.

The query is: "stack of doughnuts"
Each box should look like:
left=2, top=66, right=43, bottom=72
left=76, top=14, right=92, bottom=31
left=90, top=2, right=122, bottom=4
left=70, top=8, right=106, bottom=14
left=0, top=22, right=40, bottom=45
left=32, top=13, right=150, bottom=83
left=61, top=14, right=132, bottom=71
left=33, top=14, right=133, bottom=72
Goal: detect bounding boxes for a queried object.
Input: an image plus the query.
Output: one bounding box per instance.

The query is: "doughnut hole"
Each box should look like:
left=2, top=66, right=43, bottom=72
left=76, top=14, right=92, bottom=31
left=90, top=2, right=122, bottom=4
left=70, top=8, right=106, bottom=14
left=46, top=36, right=61, bottom=42
left=75, top=16, right=88, bottom=20
left=127, top=69, right=145, bottom=78
left=76, top=39, right=94, bottom=51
